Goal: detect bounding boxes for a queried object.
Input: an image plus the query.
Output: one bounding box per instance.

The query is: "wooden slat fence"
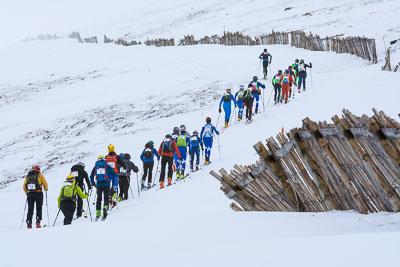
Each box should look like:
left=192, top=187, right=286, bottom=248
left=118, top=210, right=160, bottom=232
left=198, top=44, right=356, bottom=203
left=210, top=109, right=400, bottom=213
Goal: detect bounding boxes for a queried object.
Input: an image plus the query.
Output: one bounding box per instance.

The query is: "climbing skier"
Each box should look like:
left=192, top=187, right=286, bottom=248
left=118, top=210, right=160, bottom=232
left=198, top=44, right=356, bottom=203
left=288, top=66, right=297, bottom=98
left=272, top=70, right=283, bottom=104
left=200, top=117, right=220, bottom=165
left=292, top=59, right=300, bottom=82
left=243, top=84, right=255, bottom=123
left=219, top=89, right=237, bottom=128
left=58, top=175, right=88, bottom=225
left=171, top=127, right=180, bottom=172
left=175, top=125, right=191, bottom=179
left=90, top=155, right=118, bottom=220
left=259, top=48, right=272, bottom=79
left=119, top=153, right=139, bottom=200
left=250, top=76, right=265, bottom=114
left=70, top=162, right=91, bottom=218
left=23, top=165, right=48, bottom=229
left=189, top=130, right=203, bottom=171
left=140, top=141, right=160, bottom=190
left=235, top=85, right=245, bottom=121
left=298, top=59, right=312, bottom=91
left=158, top=134, right=181, bottom=188
left=106, top=144, right=126, bottom=206
left=279, top=70, right=297, bottom=104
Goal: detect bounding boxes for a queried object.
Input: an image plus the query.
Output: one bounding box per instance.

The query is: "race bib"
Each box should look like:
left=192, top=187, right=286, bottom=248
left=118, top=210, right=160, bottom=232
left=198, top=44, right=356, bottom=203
left=191, top=136, right=197, bottom=141
left=97, top=168, right=106, bottom=175
left=120, top=167, right=126, bottom=173
left=108, top=162, right=116, bottom=168
left=27, top=184, right=36, bottom=190
left=71, top=171, right=79, bottom=177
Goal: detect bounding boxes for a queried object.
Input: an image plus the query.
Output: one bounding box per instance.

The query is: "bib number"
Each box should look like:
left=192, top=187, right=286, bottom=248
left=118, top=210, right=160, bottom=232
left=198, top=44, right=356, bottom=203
left=97, top=168, right=106, bottom=175
left=108, top=162, right=116, bottom=168
left=27, top=184, right=36, bottom=190
left=71, top=171, right=79, bottom=177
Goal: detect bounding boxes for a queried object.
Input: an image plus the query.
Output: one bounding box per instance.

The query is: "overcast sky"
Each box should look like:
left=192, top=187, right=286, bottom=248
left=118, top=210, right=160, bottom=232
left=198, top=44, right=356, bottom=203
left=0, top=0, right=145, bottom=47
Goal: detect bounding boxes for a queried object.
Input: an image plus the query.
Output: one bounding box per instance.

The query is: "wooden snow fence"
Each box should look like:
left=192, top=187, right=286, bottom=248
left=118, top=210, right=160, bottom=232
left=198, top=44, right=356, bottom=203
left=210, top=109, right=400, bottom=214
left=290, top=31, right=378, bottom=63
left=144, top=38, right=175, bottom=47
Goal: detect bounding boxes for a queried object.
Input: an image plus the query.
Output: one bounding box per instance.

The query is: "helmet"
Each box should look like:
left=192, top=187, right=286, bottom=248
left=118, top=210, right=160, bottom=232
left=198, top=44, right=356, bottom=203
left=284, top=70, right=289, bottom=74
left=77, top=162, right=85, bottom=168
left=253, top=76, right=258, bottom=81
left=193, top=130, right=199, bottom=136
left=124, top=153, right=131, bottom=160
left=288, top=65, right=292, bottom=70
left=295, top=59, right=299, bottom=63
left=97, top=155, right=105, bottom=161
left=226, top=88, right=231, bottom=93
left=119, top=153, right=124, bottom=158
left=206, top=117, right=211, bottom=123
left=108, top=144, right=115, bottom=153
left=66, top=174, right=75, bottom=182
left=278, top=70, right=282, bottom=74
left=148, top=141, right=154, bottom=146
left=264, top=48, right=267, bottom=52
left=300, top=59, right=304, bottom=63
left=165, top=134, right=172, bottom=139
left=239, top=85, right=244, bottom=90
left=32, top=165, right=40, bottom=172
left=173, top=127, right=179, bottom=134
left=180, top=125, right=186, bottom=131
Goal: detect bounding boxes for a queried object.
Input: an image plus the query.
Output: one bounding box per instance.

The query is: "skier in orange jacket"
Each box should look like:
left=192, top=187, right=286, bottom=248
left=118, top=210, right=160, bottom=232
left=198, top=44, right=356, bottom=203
left=279, top=70, right=297, bottom=104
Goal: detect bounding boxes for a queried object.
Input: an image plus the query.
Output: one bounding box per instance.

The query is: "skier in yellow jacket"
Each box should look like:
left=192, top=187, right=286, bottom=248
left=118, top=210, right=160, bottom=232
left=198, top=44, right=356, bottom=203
left=57, top=175, right=88, bottom=225
left=23, top=165, right=48, bottom=229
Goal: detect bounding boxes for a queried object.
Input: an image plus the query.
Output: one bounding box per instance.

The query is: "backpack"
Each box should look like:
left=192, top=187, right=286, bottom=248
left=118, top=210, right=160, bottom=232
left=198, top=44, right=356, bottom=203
left=298, top=63, right=305, bottom=72
left=274, top=75, right=282, bottom=84
left=143, top=148, right=153, bottom=159
left=61, top=183, right=77, bottom=201
left=95, top=162, right=109, bottom=182
left=223, top=93, right=231, bottom=101
left=244, top=88, right=253, bottom=99
left=237, top=90, right=244, bottom=100
left=176, top=134, right=188, bottom=147
left=282, top=74, right=289, bottom=84
left=119, top=159, right=128, bottom=176
left=191, top=136, right=200, bottom=147
left=25, top=173, right=40, bottom=192
left=203, top=124, right=213, bottom=138
left=162, top=138, right=172, bottom=153
left=106, top=154, right=118, bottom=173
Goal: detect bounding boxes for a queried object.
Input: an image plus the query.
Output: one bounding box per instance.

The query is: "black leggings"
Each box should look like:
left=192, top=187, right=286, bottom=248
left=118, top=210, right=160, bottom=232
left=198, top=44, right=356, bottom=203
left=96, top=186, right=110, bottom=210
left=244, top=98, right=253, bottom=121
left=27, top=192, right=43, bottom=223
left=142, top=162, right=154, bottom=183
left=274, top=83, right=281, bottom=102
left=159, top=156, right=173, bottom=182
left=60, top=200, right=76, bottom=225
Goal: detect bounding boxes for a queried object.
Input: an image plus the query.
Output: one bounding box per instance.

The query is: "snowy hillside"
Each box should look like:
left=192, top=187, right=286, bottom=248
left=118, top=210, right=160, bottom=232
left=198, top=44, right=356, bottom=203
left=1, top=1, right=400, bottom=267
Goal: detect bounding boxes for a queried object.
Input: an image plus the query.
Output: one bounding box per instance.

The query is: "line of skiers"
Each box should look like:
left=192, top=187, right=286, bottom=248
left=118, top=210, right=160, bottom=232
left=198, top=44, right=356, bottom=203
left=22, top=117, right=220, bottom=227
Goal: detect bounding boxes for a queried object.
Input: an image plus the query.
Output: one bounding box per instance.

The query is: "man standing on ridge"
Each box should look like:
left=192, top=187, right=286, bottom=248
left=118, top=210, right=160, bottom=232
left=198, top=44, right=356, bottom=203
left=200, top=117, right=220, bottom=165
left=219, top=89, right=237, bottom=128
left=259, top=48, right=272, bottom=79
left=70, top=162, right=91, bottom=218
left=23, top=165, right=48, bottom=229
left=250, top=76, right=265, bottom=114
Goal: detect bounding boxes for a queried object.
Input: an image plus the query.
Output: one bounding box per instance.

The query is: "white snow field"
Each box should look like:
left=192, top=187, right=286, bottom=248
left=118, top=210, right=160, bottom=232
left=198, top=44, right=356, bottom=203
left=0, top=0, right=400, bottom=266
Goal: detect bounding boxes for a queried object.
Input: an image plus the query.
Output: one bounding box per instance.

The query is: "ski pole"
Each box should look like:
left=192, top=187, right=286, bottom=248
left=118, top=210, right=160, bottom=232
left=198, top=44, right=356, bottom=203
left=263, top=88, right=265, bottom=113
left=257, top=58, right=262, bottom=76
left=53, top=209, right=60, bottom=226
left=45, top=191, right=50, bottom=226
left=215, top=113, right=221, bottom=129
left=310, top=68, right=313, bottom=86
left=86, top=197, right=93, bottom=222
left=20, top=198, right=28, bottom=229
left=265, top=88, right=274, bottom=112
left=128, top=175, right=135, bottom=199
left=136, top=173, right=140, bottom=198
left=229, top=106, right=236, bottom=126
left=217, top=134, right=221, bottom=161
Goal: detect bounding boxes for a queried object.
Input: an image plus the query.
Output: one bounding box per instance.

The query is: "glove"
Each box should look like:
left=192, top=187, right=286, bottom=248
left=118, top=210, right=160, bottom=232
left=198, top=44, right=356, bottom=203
left=219, top=108, right=221, bottom=113
left=269, top=60, right=272, bottom=64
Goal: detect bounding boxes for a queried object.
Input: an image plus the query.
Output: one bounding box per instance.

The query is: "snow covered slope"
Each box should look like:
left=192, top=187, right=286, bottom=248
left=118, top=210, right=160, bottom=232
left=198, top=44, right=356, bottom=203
left=1, top=1, right=400, bottom=266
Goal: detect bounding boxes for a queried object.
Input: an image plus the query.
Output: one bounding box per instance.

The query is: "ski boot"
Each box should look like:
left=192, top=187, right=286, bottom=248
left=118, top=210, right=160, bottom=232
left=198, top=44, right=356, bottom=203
left=180, top=171, right=185, bottom=179
left=167, top=177, right=172, bottom=186
left=160, top=181, right=165, bottom=189
left=255, top=107, right=258, bottom=114
left=103, top=206, right=108, bottom=219
left=26, top=220, right=32, bottom=229
left=147, top=182, right=152, bottom=189
left=96, top=210, right=101, bottom=220
left=196, top=164, right=199, bottom=171
left=205, top=156, right=210, bottom=165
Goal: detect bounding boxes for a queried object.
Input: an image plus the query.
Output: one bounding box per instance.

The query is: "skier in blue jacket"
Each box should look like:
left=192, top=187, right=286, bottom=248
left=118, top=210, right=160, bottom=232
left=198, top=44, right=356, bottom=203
left=219, top=89, right=237, bottom=128
left=235, top=85, right=245, bottom=121
left=200, top=117, right=220, bottom=165
left=250, top=76, right=265, bottom=114
left=189, top=130, right=203, bottom=171
left=140, top=141, right=160, bottom=189
left=175, top=125, right=191, bottom=179
left=90, top=155, right=118, bottom=220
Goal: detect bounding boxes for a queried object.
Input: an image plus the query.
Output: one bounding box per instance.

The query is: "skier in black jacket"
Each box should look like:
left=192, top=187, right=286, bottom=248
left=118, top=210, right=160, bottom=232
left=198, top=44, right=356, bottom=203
left=118, top=153, right=139, bottom=201
left=70, top=162, right=91, bottom=218
left=259, top=48, right=272, bottom=79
